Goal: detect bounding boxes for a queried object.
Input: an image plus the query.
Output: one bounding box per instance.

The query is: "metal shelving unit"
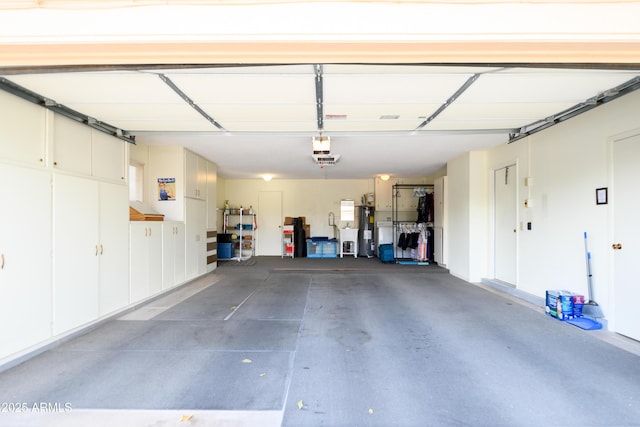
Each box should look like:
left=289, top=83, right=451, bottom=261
left=223, top=209, right=255, bottom=261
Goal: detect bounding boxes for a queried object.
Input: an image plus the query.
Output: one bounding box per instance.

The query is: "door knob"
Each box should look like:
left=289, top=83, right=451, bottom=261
left=612, top=243, right=623, bottom=250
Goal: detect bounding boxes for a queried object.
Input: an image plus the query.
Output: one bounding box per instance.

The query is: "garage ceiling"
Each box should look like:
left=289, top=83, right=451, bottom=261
left=2, top=64, right=639, bottom=179
left=1, top=1, right=640, bottom=180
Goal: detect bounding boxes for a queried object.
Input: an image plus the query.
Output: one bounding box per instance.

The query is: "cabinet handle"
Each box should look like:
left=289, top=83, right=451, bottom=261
left=100, top=244, right=104, bottom=255
left=149, top=227, right=152, bottom=236
left=1, top=253, right=4, bottom=269
left=144, top=228, right=148, bottom=237
left=95, top=245, right=99, bottom=256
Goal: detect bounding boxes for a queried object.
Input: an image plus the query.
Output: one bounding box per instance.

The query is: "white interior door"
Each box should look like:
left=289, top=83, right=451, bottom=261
left=257, top=191, right=283, bottom=256
left=494, top=165, right=517, bottom=285
left=612, top=132, right=640, bottom=340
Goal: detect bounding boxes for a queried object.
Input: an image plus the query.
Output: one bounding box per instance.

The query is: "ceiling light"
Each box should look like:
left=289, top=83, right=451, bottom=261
left=262, top=174, right=273, bottom=181
left=380, top=174, right=390, bottom=181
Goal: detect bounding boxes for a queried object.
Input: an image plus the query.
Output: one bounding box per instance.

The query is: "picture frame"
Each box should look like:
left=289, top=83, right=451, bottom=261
left=596, top=187, right=608, bottom=205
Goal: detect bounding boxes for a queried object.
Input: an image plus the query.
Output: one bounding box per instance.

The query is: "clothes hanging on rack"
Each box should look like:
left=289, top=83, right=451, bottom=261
left=416, top=193, right=435, bottom=223
left=417, top=229, right=428, bottom=261
left=398, top=231, right=408, bottom=250
left=417, top=196, right=427, bottom=223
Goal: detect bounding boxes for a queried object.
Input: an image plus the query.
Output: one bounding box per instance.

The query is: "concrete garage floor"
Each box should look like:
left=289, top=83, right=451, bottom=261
left=1, top=256, right=640, bottom=427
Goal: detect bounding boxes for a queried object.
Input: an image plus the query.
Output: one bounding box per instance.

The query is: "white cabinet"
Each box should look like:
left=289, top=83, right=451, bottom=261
left=185, top=198, right=207, bottom=279
left=53, top=115, right=126, bottom=182
left=53, top=115, right=92, bottom=176
left=0, top=165, right=52, bottom=359
left=185, top=149, right=207, bottom=200
left=0, top=91, right=46, bottom=167
left=98, top=183, right=131, bottom=316
left=53, top=174, right=129, bottom=334
left=130, top=222, right=163, bottom=303
left=92, top=130, right=127, bottom=182
left=375, top=177, right=393, bottom=210
left=144, top=146, right=214, bottom=281
left=162, top=222, right=185, bottom=289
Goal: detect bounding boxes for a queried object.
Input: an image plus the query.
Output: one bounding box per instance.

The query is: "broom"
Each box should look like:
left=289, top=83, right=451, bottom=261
left=582, top=232, right=604, bottom=318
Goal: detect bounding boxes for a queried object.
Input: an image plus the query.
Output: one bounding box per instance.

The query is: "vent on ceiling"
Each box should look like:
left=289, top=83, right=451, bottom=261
left=380, top=114, right=400, bottom=120
left=312, top=154, right=341, bottom=165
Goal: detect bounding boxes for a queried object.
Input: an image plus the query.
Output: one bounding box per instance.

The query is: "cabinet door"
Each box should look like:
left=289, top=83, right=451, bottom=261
left=197, top=154, right=208, bottom=198
left=185, top=149, right=199, bottom=199
left=185, top=149, right=207, bottom=200
left=147, top=222, right=163, bottom=296
left=130, top=222, right=162, bottom=302
left=0, top=165, right=52, bottom=359
left=129, top=222, right=149, bottom=303
left=174, top=222, right=186, bottom=286
left=163, top=222, right=186, bottom=289
left=162, top=222, right=176, bottom=289
left=185, top=198, right=206, bottom=279
left=53, top=174, right=99, bottom=335
left=0, top=91, right=46, bottom=167
left=206, top=160, right=217, bottom=229
left=98, top=182, right=130, bottom=315
left=375, top=177, right=392, bottom=210
left=53, top=115, right=92, bottom=176
left=92, top=130, right=126, bottom=183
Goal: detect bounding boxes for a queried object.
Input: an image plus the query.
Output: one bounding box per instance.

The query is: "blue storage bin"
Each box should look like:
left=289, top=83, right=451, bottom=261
left=379, top=244, right=394, bottom=263
left=306, top=239, right=338, bottom=258
left=218, top=242, right=233, bottom=259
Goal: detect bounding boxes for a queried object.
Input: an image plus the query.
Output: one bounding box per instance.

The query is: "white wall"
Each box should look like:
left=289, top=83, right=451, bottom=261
left=448, top=89, right=640, bottom=320
left=223, top=178, right=374, bottom=238
left=446, top=151, right=487, bottom=283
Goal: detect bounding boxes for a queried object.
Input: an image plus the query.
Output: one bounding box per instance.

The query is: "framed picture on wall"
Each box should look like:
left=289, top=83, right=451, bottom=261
left=596, top=187, right=608, bottom=205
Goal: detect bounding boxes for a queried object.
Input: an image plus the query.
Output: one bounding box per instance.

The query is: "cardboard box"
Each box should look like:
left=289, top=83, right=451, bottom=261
left=284, top=216, right=307, bottom=225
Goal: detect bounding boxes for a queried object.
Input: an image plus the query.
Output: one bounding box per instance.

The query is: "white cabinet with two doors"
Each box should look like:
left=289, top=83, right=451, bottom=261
left=129, top=221, right=186, bottom=304
left=53, top=174, right=130, bottom=335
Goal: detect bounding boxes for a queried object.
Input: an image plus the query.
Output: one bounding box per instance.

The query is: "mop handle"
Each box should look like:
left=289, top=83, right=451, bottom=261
left=584, top=231, right=595, bottom=302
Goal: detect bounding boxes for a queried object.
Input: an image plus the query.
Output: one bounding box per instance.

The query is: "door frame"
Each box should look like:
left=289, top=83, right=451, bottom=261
left=488, top=160, right=519, bottom=286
